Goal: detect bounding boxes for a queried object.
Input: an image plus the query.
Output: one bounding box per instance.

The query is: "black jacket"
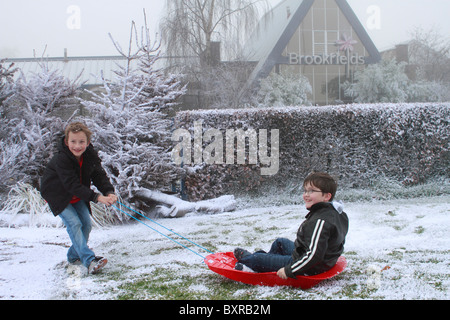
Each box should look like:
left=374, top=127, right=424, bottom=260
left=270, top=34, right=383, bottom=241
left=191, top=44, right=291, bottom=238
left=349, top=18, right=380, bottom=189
left=285, top=202, right=349, bottom=278
left=40, top=137, right=115, bottom=216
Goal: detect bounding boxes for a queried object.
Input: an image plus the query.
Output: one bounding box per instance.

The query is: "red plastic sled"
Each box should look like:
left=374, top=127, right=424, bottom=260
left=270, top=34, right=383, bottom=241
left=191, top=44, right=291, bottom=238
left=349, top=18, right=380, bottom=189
left=205, top=252, right=347, bottom=289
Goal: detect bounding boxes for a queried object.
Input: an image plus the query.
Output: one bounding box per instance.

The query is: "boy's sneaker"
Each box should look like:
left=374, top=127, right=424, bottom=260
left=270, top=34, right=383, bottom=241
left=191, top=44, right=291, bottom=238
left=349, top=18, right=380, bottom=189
left=88, top=256, right=108, bottom=274
left=69, top=259, right=82, bottom=266
left=233, top=248, right=251, bottom=261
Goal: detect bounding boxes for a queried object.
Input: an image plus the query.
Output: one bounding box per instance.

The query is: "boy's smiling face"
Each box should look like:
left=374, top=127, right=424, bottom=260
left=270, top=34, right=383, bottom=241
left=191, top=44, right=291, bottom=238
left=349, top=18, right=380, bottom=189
left=303, top=182, right=332, bottom=209
left=65, top=131, right=89, bottom=160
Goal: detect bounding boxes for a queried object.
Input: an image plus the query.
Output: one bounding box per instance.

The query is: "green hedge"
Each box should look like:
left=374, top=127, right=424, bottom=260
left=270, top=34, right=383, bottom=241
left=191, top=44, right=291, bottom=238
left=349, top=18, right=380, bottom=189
left=173, top=103, right=449, bottom=200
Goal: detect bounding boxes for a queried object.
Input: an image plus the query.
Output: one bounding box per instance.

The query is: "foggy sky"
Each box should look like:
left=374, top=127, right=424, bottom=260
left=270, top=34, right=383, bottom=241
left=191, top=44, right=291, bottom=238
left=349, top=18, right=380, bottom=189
left=0, top=0, right=449, bottom=59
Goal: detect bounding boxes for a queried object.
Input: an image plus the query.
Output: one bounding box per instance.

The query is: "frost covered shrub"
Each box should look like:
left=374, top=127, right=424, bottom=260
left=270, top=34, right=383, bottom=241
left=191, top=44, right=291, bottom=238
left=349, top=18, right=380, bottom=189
left=174, top=103, right=449, bottom=199
left=345, top=59, right=448, bottom=103
left=0, top=62, right=80, bottom=194
left=1, top=182, right=59, bottom=228
left=407, top=80, right=449, bottom=103
left=0, top=60, right=19, bottom=195
left=14, top=63, right=80, bottom=114
left=0, top=59, right=17, bottom=107
left=345, top=60, right=410, bottom=103
left=257, top=71, right=312, bottom=107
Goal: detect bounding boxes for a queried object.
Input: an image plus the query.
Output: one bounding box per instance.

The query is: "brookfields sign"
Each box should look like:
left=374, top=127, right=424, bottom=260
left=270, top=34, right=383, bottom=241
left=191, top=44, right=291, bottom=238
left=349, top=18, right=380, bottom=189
left=287, top=52, right=365, bottom=65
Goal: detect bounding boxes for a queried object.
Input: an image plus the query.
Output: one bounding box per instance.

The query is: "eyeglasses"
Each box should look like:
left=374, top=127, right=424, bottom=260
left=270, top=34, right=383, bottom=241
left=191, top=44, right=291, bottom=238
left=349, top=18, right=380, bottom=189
left=302, top=189, right=323, bottom=195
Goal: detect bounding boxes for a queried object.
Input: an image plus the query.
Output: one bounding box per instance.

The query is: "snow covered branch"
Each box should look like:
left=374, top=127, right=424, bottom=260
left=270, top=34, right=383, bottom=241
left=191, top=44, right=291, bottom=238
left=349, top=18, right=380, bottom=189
left=133, top=188, right=236, bottom=218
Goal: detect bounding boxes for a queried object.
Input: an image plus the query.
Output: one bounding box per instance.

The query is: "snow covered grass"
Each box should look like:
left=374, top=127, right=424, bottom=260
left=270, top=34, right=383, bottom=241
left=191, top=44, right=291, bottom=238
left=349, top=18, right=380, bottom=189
left=0, top=193, right=449, bottom=300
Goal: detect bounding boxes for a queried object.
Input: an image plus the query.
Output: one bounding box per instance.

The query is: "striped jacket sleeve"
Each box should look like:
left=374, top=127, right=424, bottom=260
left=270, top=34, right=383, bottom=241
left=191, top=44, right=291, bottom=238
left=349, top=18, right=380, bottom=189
left=285, top=218, right=330, bottom=278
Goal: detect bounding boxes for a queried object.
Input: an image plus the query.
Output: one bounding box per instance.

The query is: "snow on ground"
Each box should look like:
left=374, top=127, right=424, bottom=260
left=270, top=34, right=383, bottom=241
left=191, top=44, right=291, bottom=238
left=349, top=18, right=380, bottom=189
left=0, top=195, right=449, bottom=300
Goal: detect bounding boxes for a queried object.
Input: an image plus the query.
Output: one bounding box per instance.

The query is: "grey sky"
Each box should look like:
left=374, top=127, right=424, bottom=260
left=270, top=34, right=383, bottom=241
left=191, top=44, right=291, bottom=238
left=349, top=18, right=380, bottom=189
left=0, top=0, right=449, bottom=59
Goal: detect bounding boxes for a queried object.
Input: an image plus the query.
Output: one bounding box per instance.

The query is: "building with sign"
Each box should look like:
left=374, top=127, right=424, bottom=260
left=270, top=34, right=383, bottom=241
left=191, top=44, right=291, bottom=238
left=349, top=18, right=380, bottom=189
left=244, top=0, right=381, bottom=105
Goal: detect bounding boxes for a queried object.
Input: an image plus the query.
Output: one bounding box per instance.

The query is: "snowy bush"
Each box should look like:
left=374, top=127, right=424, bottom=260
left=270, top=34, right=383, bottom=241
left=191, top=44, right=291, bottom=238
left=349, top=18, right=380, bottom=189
left=257, top=71, right=312, bottom=107
left=407, top=80, right=449, bottom=103
left=345, top=60, right=409, bottom=103
left=345, top=59, right=448, bottom=103
left=0, top=59, right=17, bottom=107
left=0, top=142, right=28, bottom=196
left=14, top=63, right=80, bottom=114
left=1, top=182, right=61, bottom=228
left=0, top=60, right=19, bottom=187
left=0, top=61, right=81, bottom=194
left=174, top=103, right=449, bottom=199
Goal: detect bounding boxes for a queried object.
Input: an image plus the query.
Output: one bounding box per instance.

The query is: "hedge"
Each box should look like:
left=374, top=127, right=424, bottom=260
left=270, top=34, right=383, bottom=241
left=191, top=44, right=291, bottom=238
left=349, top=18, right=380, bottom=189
left=172, top=103, right=449, bottom=200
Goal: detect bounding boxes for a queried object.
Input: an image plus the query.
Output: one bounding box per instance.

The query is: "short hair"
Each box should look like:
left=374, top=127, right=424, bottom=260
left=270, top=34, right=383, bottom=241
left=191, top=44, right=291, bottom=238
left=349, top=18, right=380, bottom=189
left=303, top=172, right=338, bottom=201
left=64, top=122, right=92, bottom=142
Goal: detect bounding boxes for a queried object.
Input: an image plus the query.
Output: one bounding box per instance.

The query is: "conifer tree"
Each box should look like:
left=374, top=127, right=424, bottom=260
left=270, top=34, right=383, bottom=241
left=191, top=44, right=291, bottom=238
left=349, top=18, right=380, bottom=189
left=81, top=13, right=186, bottom=201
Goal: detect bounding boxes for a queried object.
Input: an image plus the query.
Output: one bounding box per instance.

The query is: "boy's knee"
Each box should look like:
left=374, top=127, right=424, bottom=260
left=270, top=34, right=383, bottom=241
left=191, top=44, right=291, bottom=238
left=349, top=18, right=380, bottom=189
left=82, top=220, right=92, bottom=231
left=274, top=238, right=289, bottom=247
left=70, top=220, right=83, bottom=231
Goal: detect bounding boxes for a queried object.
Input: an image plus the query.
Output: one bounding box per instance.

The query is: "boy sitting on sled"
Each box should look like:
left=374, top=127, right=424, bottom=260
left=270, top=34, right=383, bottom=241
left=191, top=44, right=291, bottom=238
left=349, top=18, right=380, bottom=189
left=234, top=172, right=349, bottom=279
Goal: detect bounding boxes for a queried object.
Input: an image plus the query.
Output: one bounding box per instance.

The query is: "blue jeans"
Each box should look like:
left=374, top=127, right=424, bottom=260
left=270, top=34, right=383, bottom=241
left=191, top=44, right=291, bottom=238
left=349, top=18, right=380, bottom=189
left=59, top=201, right=95, bottom=268
left=238, top=238, right=295, bottom=273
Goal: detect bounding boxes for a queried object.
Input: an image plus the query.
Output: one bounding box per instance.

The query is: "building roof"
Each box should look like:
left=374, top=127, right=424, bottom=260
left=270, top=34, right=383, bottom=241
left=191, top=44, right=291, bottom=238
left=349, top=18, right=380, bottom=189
left=243, top=0, right=305, bottom=62
left=243, top=0, right=381, bottom=89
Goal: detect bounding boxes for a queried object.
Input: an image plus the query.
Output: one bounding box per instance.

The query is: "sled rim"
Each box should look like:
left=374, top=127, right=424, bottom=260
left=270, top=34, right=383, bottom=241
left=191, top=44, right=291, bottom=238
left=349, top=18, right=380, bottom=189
left=205, top=252, right=347, bottom=289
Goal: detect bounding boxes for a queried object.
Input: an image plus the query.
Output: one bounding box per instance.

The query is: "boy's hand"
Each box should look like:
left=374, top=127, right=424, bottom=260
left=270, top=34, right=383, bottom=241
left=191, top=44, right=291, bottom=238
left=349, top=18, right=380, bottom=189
left=107, top=194, right=118, bottom=204
left=97, top=194, right=117, bottom=206
left=277, top=267, right=288, bottom=280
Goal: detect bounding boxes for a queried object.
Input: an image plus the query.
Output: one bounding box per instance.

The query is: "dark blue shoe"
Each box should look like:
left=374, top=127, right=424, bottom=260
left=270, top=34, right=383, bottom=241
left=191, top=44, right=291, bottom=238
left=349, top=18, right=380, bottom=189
left=233, top=248, right=251, bottom=260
